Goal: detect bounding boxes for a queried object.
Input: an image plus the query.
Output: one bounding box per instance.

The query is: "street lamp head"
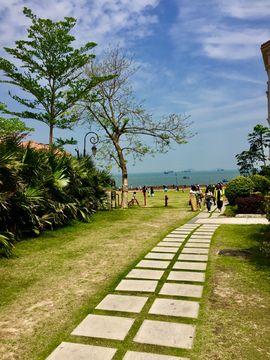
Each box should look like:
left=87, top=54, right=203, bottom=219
left=91, top=145, right=97, bottom=157
left=84, top=131, right=99, bottom=157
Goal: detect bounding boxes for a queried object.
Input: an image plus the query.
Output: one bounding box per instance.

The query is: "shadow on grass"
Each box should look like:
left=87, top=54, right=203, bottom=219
left=242, top=225, right=270, bottom=277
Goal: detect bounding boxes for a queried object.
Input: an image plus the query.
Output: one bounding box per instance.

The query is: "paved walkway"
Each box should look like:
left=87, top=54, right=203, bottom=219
left=46, top=207, right=269, bottom=360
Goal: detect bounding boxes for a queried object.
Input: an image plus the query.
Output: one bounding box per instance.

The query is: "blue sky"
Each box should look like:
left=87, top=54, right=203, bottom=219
left=1, top=0, right=270, bottom=173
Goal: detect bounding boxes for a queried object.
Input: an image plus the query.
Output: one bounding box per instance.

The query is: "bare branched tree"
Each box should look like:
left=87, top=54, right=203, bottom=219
left=83, top=44, right=194, bottom=208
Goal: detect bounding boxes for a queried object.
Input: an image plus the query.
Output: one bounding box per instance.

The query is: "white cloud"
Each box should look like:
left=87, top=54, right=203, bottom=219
left=0, top=0, right=160, bottom=55
left=220, top=0, right=270, bottom=19
left=171, top=1, right=270, bottom=60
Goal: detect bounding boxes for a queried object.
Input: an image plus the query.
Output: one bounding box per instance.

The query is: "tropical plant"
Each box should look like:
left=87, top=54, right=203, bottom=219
left=0, top=232, right=15, bottom=257
left=0, top=133, right=113, bottom=252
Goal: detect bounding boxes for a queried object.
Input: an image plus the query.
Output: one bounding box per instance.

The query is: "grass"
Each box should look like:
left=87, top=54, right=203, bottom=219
left=223, top=204, right=239, bottom=217
left=1, top=190, right=270, bottom=360
left=190, top=224, right=270, bottom=360
left=0, top=189, right=196, bottom=360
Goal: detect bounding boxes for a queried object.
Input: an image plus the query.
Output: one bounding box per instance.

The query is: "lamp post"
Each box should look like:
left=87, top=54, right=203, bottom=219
left=83, top=131, right=99, bottom=157
left=175, top=173, right=178, bottom=185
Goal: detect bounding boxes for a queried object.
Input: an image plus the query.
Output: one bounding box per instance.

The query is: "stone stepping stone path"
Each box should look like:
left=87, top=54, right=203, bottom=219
left=46, top=223, right=219, bottom=360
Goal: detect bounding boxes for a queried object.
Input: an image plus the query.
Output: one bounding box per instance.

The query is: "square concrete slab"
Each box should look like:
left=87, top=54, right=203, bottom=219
left=166, top=234, right=187, bottom=238
left=159, top=283, right=203, bottom=298
left=182, top=248, right=209, bottom=254
left=171, top=231, right=190, bottom=234
left=201, top=225, right=219, bottom=228
left=178, top=254, right=208, bottom=261
left=152, top=247, right=178, bottom=253
left=174, top=228, right=191, bottom=231
left=173, top=262, right=207, bottom=271
left=133, top=320, right=196, bottom=349
left=194, top=232, right=214, bottom=235
left=95, top=294, right=148, bottom=313
left=185, top=243, right=210, bottom=248
left=177, top=225, right=198, bottom=229
left=191, top=235, right=212, bottom=239
left=196, top=229, right=215, bottom=231
left=46, top=342, right=117, bottom=360
left=126, top=269, right=164, bottom=280
left=167, top=271, right=205, bottom=282
left=187, top=239, right=211, bottom=243
left=157, top=241, right=182, bottom=247
left=123, top=350, right=190, bottom=360
left=202, top=229, right=218, bottom=231
left=175, top=229, right=195, bottom=232
left=115, top=279, right=158, bottom=292
left=149, top=298, right=199, bottom=318
left=145, top=253, right=175, bottom=260
left=71, top=314, right=134, bottom=340
left=163, top=238, right=183, bottom=243
left=136, top=260, right=170, bottom=269
left=199, top=229, right=217, bottom=232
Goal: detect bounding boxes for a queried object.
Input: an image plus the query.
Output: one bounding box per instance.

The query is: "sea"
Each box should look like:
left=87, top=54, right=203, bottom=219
left=112, top=169, right=240, bottom=188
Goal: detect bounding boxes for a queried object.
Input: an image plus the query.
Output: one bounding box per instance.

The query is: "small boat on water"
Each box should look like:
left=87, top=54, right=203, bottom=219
left=164, top=171, right=173, bottom=174
left=222, top=179, right=228, bottom=182
left=183, top=176, right=191, bottom=179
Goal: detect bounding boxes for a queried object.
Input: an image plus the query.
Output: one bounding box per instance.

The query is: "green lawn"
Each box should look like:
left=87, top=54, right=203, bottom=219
left=190, top=224, right=270, bottom=360
left=1, top=191, right=270, bottom=360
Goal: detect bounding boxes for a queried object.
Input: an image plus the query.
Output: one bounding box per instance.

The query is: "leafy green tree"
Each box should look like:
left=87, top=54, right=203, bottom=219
left=0, top=103, right=35, bottom=135
left=82, top=45, right=194, bottom=208
left=236, top=124, right=270, bottom=176
left=236, top=147, right=258, bottom=177
left=0, top=7, right=114, bottom=147
left=248, top=124, right=270, bottom=167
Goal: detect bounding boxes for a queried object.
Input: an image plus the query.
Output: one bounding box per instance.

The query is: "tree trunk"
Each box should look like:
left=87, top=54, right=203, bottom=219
left=122, top=166, right=128, bottom=209
left=114, top=139, right=129, bottom=209
left=49, top=123, right=53, bottom=148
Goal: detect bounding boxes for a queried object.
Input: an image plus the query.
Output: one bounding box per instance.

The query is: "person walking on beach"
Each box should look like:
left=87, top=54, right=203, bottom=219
left=204, top=186, right=213, bottom=212
left=190, top=185, right=198, bottom=211
left=151, top=186, right=154, bottom=197
left=214, top=183, right=224, bottom=212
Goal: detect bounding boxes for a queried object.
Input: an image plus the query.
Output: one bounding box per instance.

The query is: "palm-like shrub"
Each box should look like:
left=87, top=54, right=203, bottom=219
left=225, top=176, right=254, bottom=205
left=0, top=232, right=15, bottom=257
left=0, top=133, right=113, bottom=255
left=249, top=174, right=270, bottom=195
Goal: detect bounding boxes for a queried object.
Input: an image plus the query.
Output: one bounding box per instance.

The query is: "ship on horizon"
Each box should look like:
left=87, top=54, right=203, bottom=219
left=164, top=171, right=173, bottom=174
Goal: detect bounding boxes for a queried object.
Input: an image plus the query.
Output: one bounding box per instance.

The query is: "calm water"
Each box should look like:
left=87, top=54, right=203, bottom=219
left=113, top=169, right=240, bottom=188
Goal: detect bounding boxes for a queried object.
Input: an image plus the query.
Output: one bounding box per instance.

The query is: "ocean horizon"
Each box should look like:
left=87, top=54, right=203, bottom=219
left=112, top=169, right=240, bottom=188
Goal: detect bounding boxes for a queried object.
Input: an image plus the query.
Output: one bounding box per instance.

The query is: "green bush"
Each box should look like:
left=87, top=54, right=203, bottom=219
left=251, top=191, right=264, bottom=197
left=225, top=176, right=254, bottom=205
left=249, top=174, right=270, bottom=195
